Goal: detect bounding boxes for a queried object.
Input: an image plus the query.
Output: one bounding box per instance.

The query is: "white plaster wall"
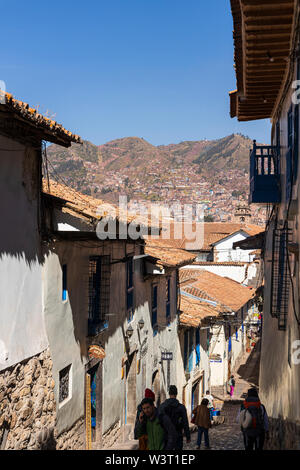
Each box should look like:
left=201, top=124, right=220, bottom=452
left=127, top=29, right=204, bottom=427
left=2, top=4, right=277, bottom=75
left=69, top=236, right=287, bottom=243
left=176, top=327, right=210, bottom=419
left=209, top=326, right=226, bottom=387
left=0, top=135, right=48, bottom=371
left=258, top=68, right=300, bottom=423
left=181, top=264, right=247, bottom=283
left=214, top=232, right=256, bottom=262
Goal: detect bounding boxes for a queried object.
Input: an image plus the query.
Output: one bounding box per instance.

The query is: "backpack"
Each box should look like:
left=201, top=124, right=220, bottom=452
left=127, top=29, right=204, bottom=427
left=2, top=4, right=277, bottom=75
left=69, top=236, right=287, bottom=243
left=240, top=403, right=265, bottom=434
left=163, top=404, right=184, bottom=433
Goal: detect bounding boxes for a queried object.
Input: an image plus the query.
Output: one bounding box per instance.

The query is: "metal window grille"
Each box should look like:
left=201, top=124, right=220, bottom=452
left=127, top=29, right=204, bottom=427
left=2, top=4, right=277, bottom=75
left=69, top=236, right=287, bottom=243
left=59, top=365, right=71, bottom=403
left=270, top=227, right=291, bottom=330
left=286, top=108, right=294, bottom=200
left=166, top=278, right=171, bottom=322
left=293, top=105, right=299, bottom=184
left=88, top=255, right=110, bottom=335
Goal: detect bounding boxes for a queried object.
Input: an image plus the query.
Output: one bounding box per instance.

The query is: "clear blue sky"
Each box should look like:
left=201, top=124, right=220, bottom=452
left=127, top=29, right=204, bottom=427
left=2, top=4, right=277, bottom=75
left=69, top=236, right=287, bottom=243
left=1, top=0, right=271, bottom=145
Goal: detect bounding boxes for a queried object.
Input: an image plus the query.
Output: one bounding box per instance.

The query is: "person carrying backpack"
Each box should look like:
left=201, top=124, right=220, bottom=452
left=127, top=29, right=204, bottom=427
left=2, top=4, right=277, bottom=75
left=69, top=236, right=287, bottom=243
left=135, top=397, right=177, bottom=450
left=192, top=398, right=211, bottom=450
left=158, top=385, right=191, bottom=450
left=238, top=387, right=269, bottom=450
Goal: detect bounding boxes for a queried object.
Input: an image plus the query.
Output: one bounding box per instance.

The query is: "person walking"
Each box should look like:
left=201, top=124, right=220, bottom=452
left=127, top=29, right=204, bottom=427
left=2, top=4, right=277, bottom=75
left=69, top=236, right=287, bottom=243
left=203, top=390, right=216, bottom=422
left=134, top=388, right=156, bottom=449
left=159, top=385, right=191, bottom=450
left=135, top=397, right=177, bottom=450
left=228, top=375, right=235, bottom=398
left=238, top=387, right=269, bottom=450
left=192, top=398, right=211, bottom=450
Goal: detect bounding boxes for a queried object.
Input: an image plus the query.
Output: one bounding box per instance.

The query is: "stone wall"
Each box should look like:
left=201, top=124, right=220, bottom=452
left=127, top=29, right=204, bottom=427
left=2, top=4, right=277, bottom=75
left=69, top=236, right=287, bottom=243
left=0, top=348, right=56, bottom=450
left=56, top=418, right=85, bottom=450
left=265, top=417, right=300, bottom=450
left=0, top=348, right=84, bottom=450
left=102, top=421, right=122, bottom=449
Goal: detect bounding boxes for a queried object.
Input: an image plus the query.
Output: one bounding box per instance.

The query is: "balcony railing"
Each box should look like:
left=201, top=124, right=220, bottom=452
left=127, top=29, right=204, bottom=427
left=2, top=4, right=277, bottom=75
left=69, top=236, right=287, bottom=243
left=249, top=140, right=281, bottom=204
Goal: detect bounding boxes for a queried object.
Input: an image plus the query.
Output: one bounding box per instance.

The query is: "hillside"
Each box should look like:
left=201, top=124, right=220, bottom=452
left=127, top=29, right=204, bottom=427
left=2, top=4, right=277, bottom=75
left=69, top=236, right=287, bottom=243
left=48, top=133, right=253, bottom=180
left=45, top=132, right=267, bottom=225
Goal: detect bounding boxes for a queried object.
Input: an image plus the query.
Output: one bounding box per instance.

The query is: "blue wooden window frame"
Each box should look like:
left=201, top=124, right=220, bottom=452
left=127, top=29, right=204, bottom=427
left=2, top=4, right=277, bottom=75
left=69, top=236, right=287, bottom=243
left=152, top=284, right=158, bottom=336
left=126, top=257, right=134, bottom=322
left=166, top=278, right=171, bottom=324
left=235, top=327, right=238, bottom=341
left=195, top=329, right=200, bottom=366
left=183, top=330, right=188, bottom=371
left=228, top=325, right=232, bottom=353
left=62, top=264, right=67, bottom=301
left=188, top=329, right=194, bottom=373
left=241, top=306, right=244, bottom=333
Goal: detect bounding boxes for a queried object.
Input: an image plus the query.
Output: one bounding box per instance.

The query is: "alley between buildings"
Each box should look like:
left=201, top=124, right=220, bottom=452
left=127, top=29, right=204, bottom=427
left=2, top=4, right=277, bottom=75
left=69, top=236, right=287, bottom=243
left=101, top=342, right=261, bottom=451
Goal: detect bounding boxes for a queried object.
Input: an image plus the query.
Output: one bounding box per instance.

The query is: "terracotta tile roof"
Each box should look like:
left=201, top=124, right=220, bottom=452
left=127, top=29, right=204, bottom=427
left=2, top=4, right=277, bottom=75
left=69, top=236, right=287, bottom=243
left=155, top=222, right=264, bottom=251
left=144, top=239, right=196, bottom=268
left=179, top=296, right=221, bottom=328
left=180, top=269, right=255, bottom=312
left=0, top=91, right=81, bottom=146
left=43, top=179, right=159, bottom=231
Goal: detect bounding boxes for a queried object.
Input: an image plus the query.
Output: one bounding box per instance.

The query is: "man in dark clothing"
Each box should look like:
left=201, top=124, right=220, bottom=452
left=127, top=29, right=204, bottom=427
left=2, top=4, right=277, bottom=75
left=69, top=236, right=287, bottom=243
left=238, top=387, right=269, bottom=451
left=135, top=398, right=177, bottom=450
left=159, top=385, right=191, bottom=450
left=134, top=389, right=156, bottom=449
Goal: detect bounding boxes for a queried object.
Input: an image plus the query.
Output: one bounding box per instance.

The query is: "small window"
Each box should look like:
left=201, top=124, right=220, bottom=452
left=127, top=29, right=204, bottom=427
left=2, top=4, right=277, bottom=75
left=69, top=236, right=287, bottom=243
left=126, top=257, right=134, bottom=322
left=59, top=365, right=71, bottom=405
left=62, top=264, right=67, bottom=301
left=166, top=278, right=171, bottom=324
left=152, top=284, right=158, bottom=336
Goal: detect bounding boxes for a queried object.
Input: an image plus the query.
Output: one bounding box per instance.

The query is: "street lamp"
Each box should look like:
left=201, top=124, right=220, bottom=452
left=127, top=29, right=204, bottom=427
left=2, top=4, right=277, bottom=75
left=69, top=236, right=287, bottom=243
left=126, top=324, right=134, bottom=338
left=138, top=318, right=145, bottom=330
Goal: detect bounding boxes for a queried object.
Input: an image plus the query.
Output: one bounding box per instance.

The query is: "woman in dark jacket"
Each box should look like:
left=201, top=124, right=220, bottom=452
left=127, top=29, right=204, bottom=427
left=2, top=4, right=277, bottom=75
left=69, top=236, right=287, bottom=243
left=192, top=398, right=211, bottom=450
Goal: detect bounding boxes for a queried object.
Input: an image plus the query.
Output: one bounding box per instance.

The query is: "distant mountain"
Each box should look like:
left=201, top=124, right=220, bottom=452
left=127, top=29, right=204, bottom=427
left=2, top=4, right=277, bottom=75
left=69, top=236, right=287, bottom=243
left=46, top=133, right=256, bottom=198
left=48, top=133, right=253, bottom=172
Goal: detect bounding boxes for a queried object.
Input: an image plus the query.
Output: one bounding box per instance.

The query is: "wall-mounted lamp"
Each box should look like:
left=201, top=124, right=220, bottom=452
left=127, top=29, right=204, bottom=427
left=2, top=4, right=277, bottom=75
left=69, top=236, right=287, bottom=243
left=126, top=324, right=134, bottom=338
left=138, top=318, right=145, bottom=330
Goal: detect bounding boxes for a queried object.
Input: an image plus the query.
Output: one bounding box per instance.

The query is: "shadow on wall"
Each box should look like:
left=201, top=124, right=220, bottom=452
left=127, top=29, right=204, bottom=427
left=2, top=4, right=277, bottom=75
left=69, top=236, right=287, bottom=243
left=53, top=243, right=171, bottom=363
left=236, top=340, right=261, bottom=396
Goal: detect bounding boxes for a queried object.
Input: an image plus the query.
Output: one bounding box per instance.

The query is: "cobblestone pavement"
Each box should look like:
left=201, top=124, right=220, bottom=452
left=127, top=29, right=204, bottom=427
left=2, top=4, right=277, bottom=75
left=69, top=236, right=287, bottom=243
left=184, top=424, right=244, bottom=450
left=184, top=342, right=261, bottom=451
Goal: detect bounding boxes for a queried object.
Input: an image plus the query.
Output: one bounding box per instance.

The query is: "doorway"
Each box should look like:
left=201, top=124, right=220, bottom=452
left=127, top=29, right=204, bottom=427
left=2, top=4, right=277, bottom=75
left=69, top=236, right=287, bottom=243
left=85, top=360, right=102, bottom=449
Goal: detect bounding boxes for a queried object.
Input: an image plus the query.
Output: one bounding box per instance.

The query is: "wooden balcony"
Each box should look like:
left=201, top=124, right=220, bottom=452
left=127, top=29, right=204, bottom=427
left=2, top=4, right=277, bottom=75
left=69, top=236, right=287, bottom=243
left=249, top=140, right=281, bottom=204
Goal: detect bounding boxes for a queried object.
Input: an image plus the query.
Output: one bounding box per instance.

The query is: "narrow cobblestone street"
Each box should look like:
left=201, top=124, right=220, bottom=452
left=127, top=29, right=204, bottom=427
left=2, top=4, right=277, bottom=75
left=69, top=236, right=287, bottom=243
left=103, top=342, right=261, bottom=451
left=183, top=342, right=260, bottom=450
